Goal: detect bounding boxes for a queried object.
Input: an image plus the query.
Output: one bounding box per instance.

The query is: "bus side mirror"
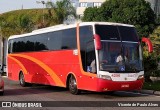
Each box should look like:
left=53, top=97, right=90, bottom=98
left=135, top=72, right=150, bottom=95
left=141, top=37, right=153, bottom=53
left=94, top=34, right=102, bottom=50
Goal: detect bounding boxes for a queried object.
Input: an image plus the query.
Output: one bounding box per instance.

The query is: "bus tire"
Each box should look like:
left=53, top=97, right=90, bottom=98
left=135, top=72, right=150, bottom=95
left=69, top=75, right=80, bottom=95
left=19, top=72, right=26, bottom=87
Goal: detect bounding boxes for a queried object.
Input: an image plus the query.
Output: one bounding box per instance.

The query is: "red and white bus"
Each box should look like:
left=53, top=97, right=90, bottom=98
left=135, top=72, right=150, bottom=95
left=7, top=22, right=152, bottom=94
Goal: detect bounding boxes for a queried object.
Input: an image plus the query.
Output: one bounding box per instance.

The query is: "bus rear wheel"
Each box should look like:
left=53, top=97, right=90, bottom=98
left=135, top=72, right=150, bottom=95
left=69, top=75, right=80, bottom=95
left=19, top=72, right=27, bottom=87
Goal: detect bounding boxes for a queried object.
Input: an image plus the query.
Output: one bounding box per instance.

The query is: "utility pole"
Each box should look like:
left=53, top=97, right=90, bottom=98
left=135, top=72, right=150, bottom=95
left=0, top=26, right=2, bottom=37
left=36, top=1, right=46, bottom=24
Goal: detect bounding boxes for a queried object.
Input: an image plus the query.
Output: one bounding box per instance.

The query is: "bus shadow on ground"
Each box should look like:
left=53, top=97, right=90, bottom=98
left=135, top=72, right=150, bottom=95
left=3, top=84, right=68, bottom=96
left=79, top=90, right=151, bottom=98
left=3, top=84, right=151, bottom=98
left=112, top=91, right=151, bottom=97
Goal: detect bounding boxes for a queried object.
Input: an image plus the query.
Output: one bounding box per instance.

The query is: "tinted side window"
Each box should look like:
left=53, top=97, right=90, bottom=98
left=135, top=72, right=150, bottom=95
left=34, top=34, right=48, bottom=51
left=47, top=28, right=77, bottom=50
left=12, top=38, right=26, bottom=52
left=61, top=28, right=77, bottom=49
left=25, top=36, right=35, bottom=52
left=47, top=31, right=62, bottom=50
left=8, top=40, right=13, bottom=53
left=10, top=28, right=77, bottom=53
left=80, top=26, right=93, bottom=51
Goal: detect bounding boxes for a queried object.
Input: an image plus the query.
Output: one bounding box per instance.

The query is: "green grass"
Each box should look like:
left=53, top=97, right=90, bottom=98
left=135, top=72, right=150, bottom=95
left=143, top=81, right=160, bottom=91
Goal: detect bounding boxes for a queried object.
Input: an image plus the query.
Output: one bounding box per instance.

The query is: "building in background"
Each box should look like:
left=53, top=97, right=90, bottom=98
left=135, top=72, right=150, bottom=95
left=76, top=0, right=106, bottom=18
left=70, top=0, right=79, bottom=7
left=145, top=0, right=160, bottom=16
left=75, top=0, right=160, bottom=18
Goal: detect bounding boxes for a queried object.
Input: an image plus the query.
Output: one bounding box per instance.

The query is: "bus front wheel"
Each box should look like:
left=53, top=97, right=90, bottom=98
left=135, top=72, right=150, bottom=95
left=69, top=75, right=80, bottom=95
left=19, top=72, right=26, bottom=87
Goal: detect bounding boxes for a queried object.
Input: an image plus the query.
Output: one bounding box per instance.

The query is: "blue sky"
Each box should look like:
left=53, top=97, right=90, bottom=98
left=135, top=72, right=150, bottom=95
left=0, top=0, right=55, bottom=14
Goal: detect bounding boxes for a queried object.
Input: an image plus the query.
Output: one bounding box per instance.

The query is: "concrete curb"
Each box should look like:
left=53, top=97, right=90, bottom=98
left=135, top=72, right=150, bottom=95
left=153, top=91, right=160, bottom=95
left=140, top=90, right=160, bottom=95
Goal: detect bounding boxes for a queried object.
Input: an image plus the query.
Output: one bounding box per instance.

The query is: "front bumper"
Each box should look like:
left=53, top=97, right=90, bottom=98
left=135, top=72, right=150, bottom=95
left=97, top=78, right=144, bottom=92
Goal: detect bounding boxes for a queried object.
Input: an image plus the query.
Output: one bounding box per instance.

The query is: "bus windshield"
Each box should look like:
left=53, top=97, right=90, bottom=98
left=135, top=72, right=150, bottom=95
left=99, top=41, right=143, bottom=73
left=95, top=24, right=143, bottom=73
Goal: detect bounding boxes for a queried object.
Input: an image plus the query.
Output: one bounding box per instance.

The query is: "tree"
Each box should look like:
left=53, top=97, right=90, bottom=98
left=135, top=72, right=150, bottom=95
left=82, top=7, right=104, bottom=21
left=82, top=0, right=156, bottom=38
left=143, top=28, right=160, bottom=81
left=34, top=13, right=50, bottom=29
left=46, top=0, right=77, bottom=24
left=17, top=14, right=33, bottom=34
left=143, top=53, right=158, bottom=82
left=0, top=17, right=17, bottom=38
left=150, top=26, right=160, bottom=55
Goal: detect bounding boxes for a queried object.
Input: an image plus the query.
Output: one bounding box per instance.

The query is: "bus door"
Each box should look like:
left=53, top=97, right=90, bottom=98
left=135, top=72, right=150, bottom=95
left=79, top=26, right=97, bottom=90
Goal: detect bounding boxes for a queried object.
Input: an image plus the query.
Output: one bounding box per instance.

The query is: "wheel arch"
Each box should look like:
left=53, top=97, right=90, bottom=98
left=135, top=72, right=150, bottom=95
left=66, top=72, right=78, bottom=89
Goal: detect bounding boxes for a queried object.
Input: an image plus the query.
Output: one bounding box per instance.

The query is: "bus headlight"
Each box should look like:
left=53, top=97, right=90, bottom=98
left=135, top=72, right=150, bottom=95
left=98, top=74, right=112, bottom=80
left=137, top=75, right=144, bottom=80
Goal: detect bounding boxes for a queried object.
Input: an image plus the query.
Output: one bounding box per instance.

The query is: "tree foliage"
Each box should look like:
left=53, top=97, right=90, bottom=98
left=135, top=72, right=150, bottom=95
left=0, top=0, right=75, bottom=38
left=143, top=54, right=158, bottom=81
left=0, top=0, right=77, bottom=38
left=0, top=9, right=48, bottom=38
left=150, top=26, right=160, bottom=55
left=82, top=0, right=156, bottom=37
left=46, top=0, right=76, bottom=24
left=17, top=14, right=33, bottom=33
left=0, top=17, right=18, bottom=37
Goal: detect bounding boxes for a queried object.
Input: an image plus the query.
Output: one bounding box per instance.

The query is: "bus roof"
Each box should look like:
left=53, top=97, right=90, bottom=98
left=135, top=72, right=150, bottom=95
left=8, top=22, right=134, bottom=40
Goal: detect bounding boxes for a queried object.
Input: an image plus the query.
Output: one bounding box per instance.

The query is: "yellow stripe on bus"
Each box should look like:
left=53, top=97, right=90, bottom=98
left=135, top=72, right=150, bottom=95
left=8, top=56, right=28, bottom=75
left=8, top=54, right=65, bottom=87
